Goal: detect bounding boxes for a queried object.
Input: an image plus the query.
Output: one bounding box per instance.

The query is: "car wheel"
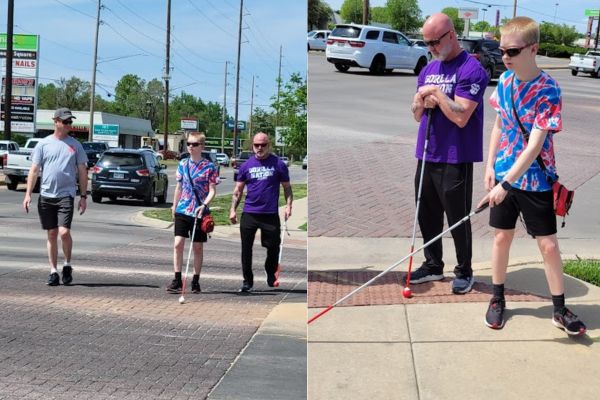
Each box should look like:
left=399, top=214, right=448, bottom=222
left=414, top=57, right=428, bottom=75
left=144, top=185, right=155, bottom=206
left=6, top=177, right=18, bottom=191
left=385, top=68, right=393, bottom=74
left=92, top=193, right=102, bottom=203
left=369, top=55, right=385, bottom=75
left=334, top=63, right=350, bottom=72
left=571, top=69, right=578, bottom=76
left=592, top=70, right=599, bottom=78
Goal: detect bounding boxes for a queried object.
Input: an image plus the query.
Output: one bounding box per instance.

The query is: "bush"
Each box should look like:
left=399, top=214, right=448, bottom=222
left=538, top=43, right=589, bottom=58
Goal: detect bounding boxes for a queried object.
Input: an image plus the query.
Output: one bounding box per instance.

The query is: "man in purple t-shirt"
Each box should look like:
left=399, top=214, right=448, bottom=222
left=408, top=13, right=489, bottom=294
left=229, top=132, right=293, bottom=292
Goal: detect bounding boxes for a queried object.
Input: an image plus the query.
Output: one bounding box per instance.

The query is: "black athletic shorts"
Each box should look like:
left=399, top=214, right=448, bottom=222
left=489, top=183, right=556, bottom=237
left=174, top=213, right=207, bottom=242
left=38, top=196, right=75, bottom=230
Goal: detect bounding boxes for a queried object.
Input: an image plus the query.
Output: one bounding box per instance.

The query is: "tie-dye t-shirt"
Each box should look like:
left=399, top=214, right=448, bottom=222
left=175, top=158, right=218, bottom=217
left=489, top=70, right=561, bottom=192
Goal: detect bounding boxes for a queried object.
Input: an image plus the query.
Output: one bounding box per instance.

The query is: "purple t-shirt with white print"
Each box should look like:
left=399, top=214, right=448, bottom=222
left=415, top=50, right=489, bottom=163
left=237, top=154, right=289, bottom=214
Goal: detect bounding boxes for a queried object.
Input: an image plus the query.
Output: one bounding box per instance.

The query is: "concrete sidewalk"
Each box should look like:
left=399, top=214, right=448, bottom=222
left=308, top=173, right=600, bottom=399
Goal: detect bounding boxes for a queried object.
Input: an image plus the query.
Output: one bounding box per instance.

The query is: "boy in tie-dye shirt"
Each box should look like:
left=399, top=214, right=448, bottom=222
left=478, top=17, right=586, bottom=335
left=166, top=132, right=218, bottom=295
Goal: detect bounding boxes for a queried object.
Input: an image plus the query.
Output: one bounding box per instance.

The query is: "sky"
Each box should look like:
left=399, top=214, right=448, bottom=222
left=325, top=0, right=600, bottom=34
left=0, top=0, right=307, bottom=121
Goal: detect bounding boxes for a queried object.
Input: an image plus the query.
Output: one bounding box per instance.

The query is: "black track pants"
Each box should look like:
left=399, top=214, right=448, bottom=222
left=415, top=161, right=473, bottom=279
left=240, top=212, right=281, bottom=286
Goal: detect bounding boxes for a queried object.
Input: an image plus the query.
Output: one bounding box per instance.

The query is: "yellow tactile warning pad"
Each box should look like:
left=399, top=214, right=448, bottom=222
left=308, top=271, right=547, bottom=307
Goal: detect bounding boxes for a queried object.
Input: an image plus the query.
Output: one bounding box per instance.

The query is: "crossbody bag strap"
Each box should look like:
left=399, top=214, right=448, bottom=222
left=510, top=74, right=548, bottom=175
left=185, top=160, right=202, bottom=206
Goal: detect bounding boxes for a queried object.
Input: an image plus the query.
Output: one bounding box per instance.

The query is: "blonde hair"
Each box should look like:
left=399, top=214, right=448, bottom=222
left=188, top=131, right=206, bottom=144
left=500, top=16, right=539, bottom=44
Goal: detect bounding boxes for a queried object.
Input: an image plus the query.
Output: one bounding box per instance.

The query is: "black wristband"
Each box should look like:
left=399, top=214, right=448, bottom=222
left=501, top=180, right=512, bottom=191
left=80, top=194, right=88, bottom=199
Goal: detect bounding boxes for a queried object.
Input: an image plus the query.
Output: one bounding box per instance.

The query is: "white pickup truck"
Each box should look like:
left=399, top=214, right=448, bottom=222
left=3, top=138, right=42, bottom=191
left=569, top=50, right=600, bottom=77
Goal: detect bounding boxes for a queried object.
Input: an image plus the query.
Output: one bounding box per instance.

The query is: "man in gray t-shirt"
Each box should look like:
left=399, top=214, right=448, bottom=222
left=22, top=107, right=89, bottom=286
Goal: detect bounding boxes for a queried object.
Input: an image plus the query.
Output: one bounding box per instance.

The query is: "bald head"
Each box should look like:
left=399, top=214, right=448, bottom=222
left=423, top=13, right=454, bottom=39
left=422, top=13, right=461, bottom=61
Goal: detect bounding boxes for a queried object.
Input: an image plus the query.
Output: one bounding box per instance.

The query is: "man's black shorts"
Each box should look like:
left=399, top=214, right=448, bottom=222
left=38, top=196, right=74, bottom=230
left=174, top=213, right=207, bottom=242
left=489, top=184, right=556, bottom=237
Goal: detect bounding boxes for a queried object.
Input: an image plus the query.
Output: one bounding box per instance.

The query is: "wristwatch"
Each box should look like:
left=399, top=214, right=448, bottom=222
left=500, top=180, right=512, bottom=191
left=80, top=194, right=88, bottom=199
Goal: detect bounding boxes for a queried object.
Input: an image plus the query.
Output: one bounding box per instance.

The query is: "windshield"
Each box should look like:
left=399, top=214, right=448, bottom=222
left=458, top=40, right=476, bottom=52
left=331, top=26, right=362, bottom=39
left=100, top=154, right=143, bottom=167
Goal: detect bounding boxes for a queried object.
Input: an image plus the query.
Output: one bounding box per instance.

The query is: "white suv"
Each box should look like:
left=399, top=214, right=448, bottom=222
left=326, top=24, right=429, bottom=75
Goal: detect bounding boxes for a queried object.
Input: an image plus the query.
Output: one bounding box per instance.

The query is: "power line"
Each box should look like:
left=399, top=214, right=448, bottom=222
left=186, top=0, right=236, bottom=39
left=52, top=0, right=95, bottom=19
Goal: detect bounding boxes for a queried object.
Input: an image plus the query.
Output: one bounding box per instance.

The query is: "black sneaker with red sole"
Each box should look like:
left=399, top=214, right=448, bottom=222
left=553, top=307, right=587, bottom=336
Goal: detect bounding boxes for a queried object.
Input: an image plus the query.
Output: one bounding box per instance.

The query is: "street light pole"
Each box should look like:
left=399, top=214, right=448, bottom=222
left=233, top=0, right=243, bottom=157
left=3, top=0, right=14, bottom=141
left=163, top=0, right=171, bottom=152
left=553, top=3, right=559, bottom=24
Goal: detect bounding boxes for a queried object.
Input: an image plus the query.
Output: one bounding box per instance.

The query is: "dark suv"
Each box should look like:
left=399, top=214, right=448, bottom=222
left=232, top=151, right=253, bottom=181
left=82, top=141, right=109, bottom=168
left=458, top=38, right=506, bottom=80
left=90, top=149, right=168, bottom=206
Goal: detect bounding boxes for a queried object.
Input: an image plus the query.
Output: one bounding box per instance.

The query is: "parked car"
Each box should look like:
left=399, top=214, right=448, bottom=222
left=410, top=39, right=432, bottom=61
left=308, top=30, right=331, bottom=51
left=82, top=141, right=109, bottom=168
left=215, top=152, right=230, bottom=166
left=2, top=138, right=42, bottom=191
left=232, top=151, right=254, bottom=181
left=90, top=149, right=168, bottom=206
left=280, top=156, right=289, bottom=167
left=325, top=24, right=429, bottom=75
left=302, top=155, right=307, bottom=170
left=569, top=50, right=600, bottom=77
left=458, top=38, right=506, bottom=80
left=0, top=140, right=19, bottom=169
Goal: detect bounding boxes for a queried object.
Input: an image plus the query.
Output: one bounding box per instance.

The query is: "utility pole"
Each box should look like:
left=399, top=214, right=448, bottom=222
left=88, top=0, right=101, bottom=141
left=275, top=45, right=283, bottom=156
left=596, top=12, right=600, bottom=50
left=163, top=0, right=171, bottom=151
left=362, top=0, right=369, bottom=25
left=3, top=0, right=14, bottom=140
left=233, top=0, right=244, bottom=157
left=220, top=61, right=228, bottom=153
left=513, top=0, right=517, bottom=18
left=248, top=75, right=255, bottom=136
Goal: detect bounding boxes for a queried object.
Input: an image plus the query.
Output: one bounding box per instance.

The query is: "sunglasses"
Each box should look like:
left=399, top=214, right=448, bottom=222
left=253, top=143, right=268, bottom=148
left=62, top=119, right=73, bottom=125
left=423, top=30, right=451, bottom=47
left=186, top=142, right=202, bottom=147
left=499, top=44, right=532, bottom=57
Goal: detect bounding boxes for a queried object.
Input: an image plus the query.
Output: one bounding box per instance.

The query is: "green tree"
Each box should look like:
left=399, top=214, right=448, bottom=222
left=37, top=83, right=59, bottom=109
left=371, top=6, right=389, bottom=24
left=386, top=0, right=422, bottom=33
left=441, top=7, right=464, bottom=34
left=308, top=0, right=333, bottom=30
left=539, top=22, right=578, bottom=46
left=47, top=77, right=90, bottom=110
left=340, top=0, right=363, bottom=24
left=113, top=74, right=145, bottom=117
left=272, top=73, right=306, bottom=158
left=473, top=21, right=491, bottom=32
